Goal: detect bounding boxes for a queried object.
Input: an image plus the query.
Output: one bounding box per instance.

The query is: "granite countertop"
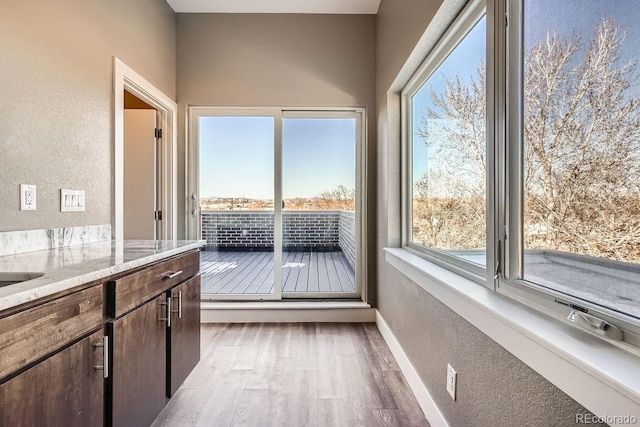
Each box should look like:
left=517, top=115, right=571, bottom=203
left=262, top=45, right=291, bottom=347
left=0, top=240, right=206, bottom=312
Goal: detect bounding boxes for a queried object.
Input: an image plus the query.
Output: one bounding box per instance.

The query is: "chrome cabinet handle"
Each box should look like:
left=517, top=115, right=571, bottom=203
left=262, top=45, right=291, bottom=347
left=164, top=270, right=183, bottom=279
left=159, top=298, right=172, bottom=327
left=93, top=336, right=109, bottom=379
left=171, top=290, right=182, bottom=318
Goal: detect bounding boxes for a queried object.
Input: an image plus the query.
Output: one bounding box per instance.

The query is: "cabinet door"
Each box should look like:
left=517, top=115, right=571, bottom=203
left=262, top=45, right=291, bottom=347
left=110, top=294, right=167, bottom=427
left=168, top=275, right=201, bottom=396
left=0, top=331, right=105, bottom=427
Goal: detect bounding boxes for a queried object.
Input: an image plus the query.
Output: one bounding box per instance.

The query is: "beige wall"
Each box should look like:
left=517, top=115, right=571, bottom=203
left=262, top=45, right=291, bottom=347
left=177, top=14, right=375, bottom=107
left=176, top=13, right=377, bottom=299
left=0, top=0, right=176, bottom=232
left=375, top=0, right=602, bottom=425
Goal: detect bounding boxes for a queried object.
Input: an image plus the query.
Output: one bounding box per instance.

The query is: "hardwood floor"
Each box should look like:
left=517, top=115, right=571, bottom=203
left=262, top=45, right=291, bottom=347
left=152, top=323, right=429, bottom=427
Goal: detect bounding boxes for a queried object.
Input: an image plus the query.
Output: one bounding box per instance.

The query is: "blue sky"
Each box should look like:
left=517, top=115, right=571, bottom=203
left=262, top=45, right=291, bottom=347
left=411, top=16, right=486, bottom=185
left=283, top=118, right=355, bottom=198
left=525, top=0, right=640, bottom=56
left=199, top=117, right=355, bottom=199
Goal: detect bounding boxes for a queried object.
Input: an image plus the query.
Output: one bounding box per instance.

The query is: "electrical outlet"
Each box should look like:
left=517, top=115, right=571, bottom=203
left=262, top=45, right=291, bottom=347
left=446, top=364, right=457, bottom=400
left=20, top=184, right=36, bottom=211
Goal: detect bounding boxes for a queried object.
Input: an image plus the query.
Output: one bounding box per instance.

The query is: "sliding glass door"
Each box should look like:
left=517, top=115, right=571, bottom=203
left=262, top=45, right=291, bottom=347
left=281, top=114, right=359, bottom=297
left=188, top=108, right=363, bottom=300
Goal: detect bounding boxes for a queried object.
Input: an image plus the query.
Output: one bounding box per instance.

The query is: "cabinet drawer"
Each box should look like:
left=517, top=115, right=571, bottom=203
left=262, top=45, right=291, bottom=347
left=110, top=251, right=199, bottom=318
left=0, top=286, right=103, bottom=380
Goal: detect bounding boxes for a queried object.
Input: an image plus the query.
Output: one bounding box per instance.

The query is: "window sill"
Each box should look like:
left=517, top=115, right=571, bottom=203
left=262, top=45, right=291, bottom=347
left=384, top=247, right=640, bottom=420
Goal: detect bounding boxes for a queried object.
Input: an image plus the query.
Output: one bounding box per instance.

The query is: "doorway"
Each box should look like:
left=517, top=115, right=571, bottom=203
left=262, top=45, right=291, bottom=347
left=113, top=57, right=178, bottom=241
left=187, top=108, right=366, bottom=301
left=123, top=91, right=161, bottom=239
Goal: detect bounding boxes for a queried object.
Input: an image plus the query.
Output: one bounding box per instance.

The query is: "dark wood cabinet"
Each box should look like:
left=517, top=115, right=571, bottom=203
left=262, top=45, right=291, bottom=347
left=106, top=249, right=201, bottom=426
left=0, top=330, right=105, bottom=427
left=0, top=285, right=103, bottom=380
left=109, top=294, right=168, bottom=427
left=168, top=274, right=201, bottom=396
left=0, top=248, right=201, bottom=427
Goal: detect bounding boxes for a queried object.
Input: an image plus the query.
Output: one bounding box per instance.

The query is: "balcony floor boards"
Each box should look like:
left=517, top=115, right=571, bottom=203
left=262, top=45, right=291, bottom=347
left=200, top=251, right=355, bottom=295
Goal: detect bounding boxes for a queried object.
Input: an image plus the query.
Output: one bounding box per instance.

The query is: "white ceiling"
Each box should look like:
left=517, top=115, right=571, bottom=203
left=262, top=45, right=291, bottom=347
left=166, top=0, right=381, bottom=14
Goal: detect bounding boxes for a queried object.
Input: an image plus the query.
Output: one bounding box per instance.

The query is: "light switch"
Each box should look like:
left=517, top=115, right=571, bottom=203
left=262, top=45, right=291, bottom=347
left=61, top=189, right=85, bottom=212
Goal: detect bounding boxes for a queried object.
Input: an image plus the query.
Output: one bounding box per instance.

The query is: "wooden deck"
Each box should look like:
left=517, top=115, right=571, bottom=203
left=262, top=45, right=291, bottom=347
left=200, top=250, right=355, bottom=295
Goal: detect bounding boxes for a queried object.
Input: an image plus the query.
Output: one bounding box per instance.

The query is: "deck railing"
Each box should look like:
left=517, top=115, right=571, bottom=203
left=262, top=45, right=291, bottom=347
left=200, top=210, right=356, bottom=269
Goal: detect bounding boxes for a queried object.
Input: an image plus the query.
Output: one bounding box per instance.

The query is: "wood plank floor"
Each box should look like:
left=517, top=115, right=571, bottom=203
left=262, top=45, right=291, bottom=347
left=200, top=251, right=356, bottom=295
left=152, top=323, right=429, bottom=427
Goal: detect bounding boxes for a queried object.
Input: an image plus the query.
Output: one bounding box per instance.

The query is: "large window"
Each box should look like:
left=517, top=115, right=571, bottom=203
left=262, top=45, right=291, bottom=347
left=404, top=2, right=488, bottom=280
left=403, top=0, right=640, bottom=347
left=509, top=0, right=640, bottom=332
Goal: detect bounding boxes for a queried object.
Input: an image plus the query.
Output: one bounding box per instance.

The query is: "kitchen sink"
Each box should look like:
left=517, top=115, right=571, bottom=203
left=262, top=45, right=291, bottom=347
left=0, top=272, right=45, bottom=287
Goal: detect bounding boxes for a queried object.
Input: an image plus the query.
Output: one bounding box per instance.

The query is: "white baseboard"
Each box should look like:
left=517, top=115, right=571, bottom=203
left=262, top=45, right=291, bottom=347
left=201, top=301, right=376, bottom=323
left=375, top=310, right=449, bottom=427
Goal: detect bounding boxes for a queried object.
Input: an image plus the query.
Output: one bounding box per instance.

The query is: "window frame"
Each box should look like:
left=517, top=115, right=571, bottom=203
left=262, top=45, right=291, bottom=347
left=401, top=0, right=640, bottom=350
left=497, top=0, right=640, bottom=348
left=401, top=0, right=491, bottom=288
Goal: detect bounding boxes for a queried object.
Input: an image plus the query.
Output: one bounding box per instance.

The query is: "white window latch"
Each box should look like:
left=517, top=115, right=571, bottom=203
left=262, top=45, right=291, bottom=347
left=568, top=310, right=624, bottom=341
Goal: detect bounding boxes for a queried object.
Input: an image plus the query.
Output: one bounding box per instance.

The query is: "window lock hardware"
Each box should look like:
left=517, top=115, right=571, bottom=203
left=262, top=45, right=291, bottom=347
left=567, top=310, right=624, bottom=342
left=494, top=238, right=502, bottom=280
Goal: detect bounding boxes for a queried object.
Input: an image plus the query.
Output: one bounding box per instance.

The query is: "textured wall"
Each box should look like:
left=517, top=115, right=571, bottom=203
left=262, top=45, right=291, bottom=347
left=375, top=0, right=604, bottom=425
left=0, top=0, right=176, bottom=232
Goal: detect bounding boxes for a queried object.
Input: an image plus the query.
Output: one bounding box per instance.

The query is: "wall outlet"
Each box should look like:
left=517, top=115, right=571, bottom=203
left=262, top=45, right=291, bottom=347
left=446, top=363, right=457, bottom=400
left=20, top=184, right=36, bottom=211
left=61, top=189, right=85, bottom=212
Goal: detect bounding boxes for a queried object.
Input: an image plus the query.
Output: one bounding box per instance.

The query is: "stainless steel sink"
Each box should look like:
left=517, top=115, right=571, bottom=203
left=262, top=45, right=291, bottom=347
left=0, top=272, right=45, bottom=287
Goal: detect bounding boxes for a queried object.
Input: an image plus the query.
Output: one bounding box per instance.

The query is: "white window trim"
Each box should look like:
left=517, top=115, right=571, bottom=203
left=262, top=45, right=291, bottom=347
left=496, top=0, right=640, bottom=345
left=401, top=0, right=639, bottom=345
left=400, top=0, right=491, bottom=287
left=385, top=247, right=640, bottom=420
left=394, top=0, right=640, bottom=420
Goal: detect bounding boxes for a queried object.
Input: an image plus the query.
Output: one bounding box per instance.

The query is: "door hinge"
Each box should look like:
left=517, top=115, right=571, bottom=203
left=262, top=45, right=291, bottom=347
left=155, top=128, right=163, bottom=139
left=155, top=210, right=163, bottom=221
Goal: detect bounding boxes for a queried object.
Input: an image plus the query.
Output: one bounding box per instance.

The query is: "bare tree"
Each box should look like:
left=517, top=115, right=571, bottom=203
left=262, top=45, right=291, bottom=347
left=413, top=62, right=487, bottom=250
left=415, top=19, right=640, bottom=261
left=314, top=185, right=356, bottom=211
left=523, top=19, right=640, bottom=260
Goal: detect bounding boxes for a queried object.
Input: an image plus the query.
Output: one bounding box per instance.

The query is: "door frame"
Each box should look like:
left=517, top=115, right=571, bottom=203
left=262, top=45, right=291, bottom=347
left=187, top=106, right=367, bottom=301
left=188, top=108, right=282, bottom=301
left=113, top=57, right=178, bottom=241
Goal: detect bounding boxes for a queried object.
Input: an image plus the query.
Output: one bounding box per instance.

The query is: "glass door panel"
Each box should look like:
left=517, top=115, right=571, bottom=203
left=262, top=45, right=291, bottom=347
left=281, top=116, right=359, bottom=297
left=198, top=116, right=277, bottom=299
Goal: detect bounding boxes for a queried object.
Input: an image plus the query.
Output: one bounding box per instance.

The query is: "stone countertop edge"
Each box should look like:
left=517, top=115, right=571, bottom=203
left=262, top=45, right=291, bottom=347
left=0, top=240, right=206, bottom=312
